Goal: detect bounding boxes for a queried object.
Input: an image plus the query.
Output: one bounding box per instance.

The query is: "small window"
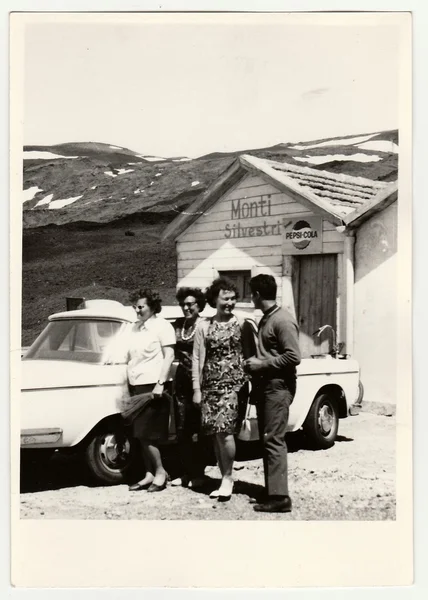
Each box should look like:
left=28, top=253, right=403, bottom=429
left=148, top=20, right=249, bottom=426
left=218, top=270, right=252, bottom=302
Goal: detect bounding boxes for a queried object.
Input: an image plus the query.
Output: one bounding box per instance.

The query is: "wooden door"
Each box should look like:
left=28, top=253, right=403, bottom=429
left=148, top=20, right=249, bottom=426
left=293, top=254, right=337, bottom=358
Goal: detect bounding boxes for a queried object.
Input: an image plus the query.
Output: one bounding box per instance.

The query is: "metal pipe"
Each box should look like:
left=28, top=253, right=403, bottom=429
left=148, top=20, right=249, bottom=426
left=344, top=231, right=355, bottom=356
left=313, top=324, right=337, bottom=356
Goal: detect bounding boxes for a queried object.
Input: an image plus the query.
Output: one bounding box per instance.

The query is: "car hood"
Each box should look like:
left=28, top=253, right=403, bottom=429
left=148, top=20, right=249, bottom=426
left=297, top=357, right=359, bottom=376
left=21, top=359, right=127, bottom=391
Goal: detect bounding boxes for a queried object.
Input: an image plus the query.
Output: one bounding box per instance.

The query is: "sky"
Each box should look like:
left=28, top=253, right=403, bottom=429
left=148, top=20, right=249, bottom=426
left=22, top=13, right=402, bottom=158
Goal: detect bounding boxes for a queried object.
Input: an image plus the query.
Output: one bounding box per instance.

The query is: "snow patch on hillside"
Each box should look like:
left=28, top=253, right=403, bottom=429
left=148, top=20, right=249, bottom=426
left=290, top=134, right=378, bottom=151
left=104, top=168, right=133, bottom=177
left=173, top=157, right=192, bottom=162
left=24, top=151, right=78, bottom=160
left=49, top=196, right=82, bottom=209
left=23, top=186, right=43, bottom=203
left=34, top=193, right=53, bottom=207
left=357, top=140, right=399, bottom=153
left=294, top=153, right=382, bottom=165
left=137, top=155, right=167, bottom=162
left=191, top=181, right=201, bottom=187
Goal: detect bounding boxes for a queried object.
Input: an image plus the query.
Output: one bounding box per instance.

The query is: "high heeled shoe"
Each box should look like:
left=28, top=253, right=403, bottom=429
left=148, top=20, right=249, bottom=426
left=147, top=475, right=168, bottom=493
left=217, top=481, right=234, bottom=502
left=171, top=475, right=189, bottom=488
left=209, top=488, right=221, bottom=499
left=128, top=479, right=154, bottom=491
left=217, top=493, right=232, bottom=502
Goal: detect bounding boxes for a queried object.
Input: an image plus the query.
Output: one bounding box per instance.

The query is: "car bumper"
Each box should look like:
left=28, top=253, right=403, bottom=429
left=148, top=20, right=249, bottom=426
left=21, top=428, right=63, bottom=446
left=348, top=404, right=361, bottom=416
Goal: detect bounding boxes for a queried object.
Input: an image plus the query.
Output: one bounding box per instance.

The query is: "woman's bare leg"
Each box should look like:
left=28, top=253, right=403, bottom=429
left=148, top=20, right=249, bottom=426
left=209, top=436, right=224, bottom=497
left=212, top=435, right=224, bottom=474
left=137, top=443, right=155, bottom=485
left=146, top=443, right=167, bottom=485
left=216, top=433, right=235, bottom=497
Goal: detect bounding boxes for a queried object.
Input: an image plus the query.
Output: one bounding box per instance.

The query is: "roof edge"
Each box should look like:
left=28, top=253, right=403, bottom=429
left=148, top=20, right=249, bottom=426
left=161, top=159, right=247, bottom=241
left=162, top=153, right=397, bottom=242
left=239, top=154, right=345, bottom=226
left=343, top=182, right=398, bottom=228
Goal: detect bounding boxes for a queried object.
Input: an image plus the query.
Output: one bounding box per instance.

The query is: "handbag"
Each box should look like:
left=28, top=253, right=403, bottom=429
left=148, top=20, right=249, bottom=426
left=238, top=382, right=259, bottom=442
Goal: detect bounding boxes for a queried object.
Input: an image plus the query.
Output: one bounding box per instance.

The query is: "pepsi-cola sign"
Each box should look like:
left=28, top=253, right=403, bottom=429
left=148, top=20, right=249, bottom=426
left=282, top=216, right=323, bottom=254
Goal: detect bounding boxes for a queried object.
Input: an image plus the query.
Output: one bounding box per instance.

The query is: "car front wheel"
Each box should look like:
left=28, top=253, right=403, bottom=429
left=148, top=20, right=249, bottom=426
left=85, top=425, right=139, bottom=485
left=303, top=393, right=339, bottom=449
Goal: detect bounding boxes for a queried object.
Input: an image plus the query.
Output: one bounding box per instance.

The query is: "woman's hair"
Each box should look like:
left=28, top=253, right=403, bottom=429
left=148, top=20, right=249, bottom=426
left=129, top=288, right=162, bottom=314
left=205, top=277, right=239, bottom=308
left=176, top=287, right=206, bottom=311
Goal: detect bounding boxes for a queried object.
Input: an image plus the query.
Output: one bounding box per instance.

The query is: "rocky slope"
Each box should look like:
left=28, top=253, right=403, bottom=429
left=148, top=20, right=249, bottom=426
left=22, top=131, right=398, bottom=229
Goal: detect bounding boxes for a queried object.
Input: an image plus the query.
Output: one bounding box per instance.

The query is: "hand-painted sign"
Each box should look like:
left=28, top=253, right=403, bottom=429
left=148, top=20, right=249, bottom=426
left=224, top=195, right=283, bottom=239
left=282, top=216, right=323, bottom=254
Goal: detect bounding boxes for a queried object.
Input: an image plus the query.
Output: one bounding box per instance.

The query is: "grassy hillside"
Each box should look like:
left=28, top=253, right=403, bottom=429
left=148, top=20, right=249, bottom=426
left=22, top=222, right=177, bottom=345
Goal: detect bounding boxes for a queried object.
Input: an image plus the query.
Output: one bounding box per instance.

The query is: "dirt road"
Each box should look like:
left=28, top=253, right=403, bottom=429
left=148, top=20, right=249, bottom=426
left=20, top=411, right=395, bottom=520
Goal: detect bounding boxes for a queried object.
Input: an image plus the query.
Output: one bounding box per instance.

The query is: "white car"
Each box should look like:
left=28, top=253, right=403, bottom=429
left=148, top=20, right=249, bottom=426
left=21, top=299, right=361, bottom=485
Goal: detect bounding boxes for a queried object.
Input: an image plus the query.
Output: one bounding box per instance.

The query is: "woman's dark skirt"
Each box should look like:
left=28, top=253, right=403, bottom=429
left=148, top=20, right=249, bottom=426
left=127, top=384, right=170, bottom=442
left=174, top=366, right=201, bottom=436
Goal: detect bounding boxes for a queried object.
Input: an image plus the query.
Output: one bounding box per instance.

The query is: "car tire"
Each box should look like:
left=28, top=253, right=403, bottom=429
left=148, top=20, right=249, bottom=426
left=85, top=425, right=139, bottom=485
left=303, top=393, right=339, bottom=449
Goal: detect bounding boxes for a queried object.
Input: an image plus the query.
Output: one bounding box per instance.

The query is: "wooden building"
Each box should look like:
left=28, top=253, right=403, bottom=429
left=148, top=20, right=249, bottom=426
left=162, top=155, right=398, bottom=409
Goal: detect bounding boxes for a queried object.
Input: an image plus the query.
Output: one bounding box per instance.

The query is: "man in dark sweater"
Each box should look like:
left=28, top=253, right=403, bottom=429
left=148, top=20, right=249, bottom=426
left=245, top=274, right=301, bottom=513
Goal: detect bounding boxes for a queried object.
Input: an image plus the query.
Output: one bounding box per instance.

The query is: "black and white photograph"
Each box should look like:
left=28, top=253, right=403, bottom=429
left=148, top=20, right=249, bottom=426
left=10, top=9, right=413, bottom=589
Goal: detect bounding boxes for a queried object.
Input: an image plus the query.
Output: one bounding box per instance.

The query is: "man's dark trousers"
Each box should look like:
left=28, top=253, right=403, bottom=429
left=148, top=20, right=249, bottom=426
left=255, top=377, right=295, bottom=497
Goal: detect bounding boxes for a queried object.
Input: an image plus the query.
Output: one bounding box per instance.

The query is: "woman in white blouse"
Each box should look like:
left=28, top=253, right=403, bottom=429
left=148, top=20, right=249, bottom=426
left=125, top=289, right=175, bottom=493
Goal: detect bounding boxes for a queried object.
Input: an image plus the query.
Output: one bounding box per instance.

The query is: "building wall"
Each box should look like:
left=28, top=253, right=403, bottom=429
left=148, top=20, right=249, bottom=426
left=175, top=171, right=397, bottom=406
left=353, top=202, right=398, bottom=405
left=176, top=173, right=344, bottom=309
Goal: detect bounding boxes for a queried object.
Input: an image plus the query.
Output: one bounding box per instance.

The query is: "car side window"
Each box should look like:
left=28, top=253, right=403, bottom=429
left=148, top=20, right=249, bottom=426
left=25, top=320, right=123, bottom=363
left=57, top=322, right=96, bottom=352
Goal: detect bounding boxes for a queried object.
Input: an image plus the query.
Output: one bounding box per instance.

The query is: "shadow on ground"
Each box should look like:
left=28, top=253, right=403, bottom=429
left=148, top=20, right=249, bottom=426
left=20, top=431, right=353, bottom=494
left=20, top=452, right=96, bottom=493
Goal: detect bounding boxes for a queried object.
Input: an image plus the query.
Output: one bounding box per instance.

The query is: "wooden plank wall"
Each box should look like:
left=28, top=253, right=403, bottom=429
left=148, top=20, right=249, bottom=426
left=297, top=254, right=338, bottom=357
left=176, top=174, right=345, bottom=304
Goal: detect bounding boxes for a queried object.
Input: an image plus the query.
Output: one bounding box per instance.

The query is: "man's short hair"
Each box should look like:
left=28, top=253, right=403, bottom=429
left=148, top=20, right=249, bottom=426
left=249, top=274, right=277, bottom=301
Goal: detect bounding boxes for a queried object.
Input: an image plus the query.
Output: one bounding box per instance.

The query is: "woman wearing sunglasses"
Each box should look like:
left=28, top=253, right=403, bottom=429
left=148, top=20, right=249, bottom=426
left=171, top=287, right=207, bottom=489
left=125, top=289, right=175, bottom=492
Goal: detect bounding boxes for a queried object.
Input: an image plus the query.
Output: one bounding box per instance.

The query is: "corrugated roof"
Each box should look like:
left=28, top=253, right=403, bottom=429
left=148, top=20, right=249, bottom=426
left=256, top=158, right=392, bottom=217
left=162, top=153, right=398, bottom=241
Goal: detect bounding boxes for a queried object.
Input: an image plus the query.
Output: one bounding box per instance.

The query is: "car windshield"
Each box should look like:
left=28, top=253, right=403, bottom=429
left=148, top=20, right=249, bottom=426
left=24, top=319, right=124, bottom=364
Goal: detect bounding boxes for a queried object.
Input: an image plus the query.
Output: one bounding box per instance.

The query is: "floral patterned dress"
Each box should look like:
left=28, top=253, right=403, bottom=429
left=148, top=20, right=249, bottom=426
left=201, top=317, right=248, bottom=435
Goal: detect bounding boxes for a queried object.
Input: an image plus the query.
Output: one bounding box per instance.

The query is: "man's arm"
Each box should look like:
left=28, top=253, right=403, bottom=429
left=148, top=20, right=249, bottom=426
left=245, top=317, right=300, bottom=374
left=264, top=319, right=301, bottom=370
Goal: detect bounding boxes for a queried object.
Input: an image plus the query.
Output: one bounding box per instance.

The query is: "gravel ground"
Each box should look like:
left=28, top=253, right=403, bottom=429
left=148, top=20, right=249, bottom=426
left=20, top=412, right=395, bottom=520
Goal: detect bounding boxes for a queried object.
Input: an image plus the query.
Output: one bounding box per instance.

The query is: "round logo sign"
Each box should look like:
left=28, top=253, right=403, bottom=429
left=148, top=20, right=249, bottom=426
left=291, top=220, right=314, bottom=250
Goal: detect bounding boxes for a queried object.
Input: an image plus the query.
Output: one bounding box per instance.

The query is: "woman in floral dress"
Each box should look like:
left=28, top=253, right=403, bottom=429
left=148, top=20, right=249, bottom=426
left=192, top=277, right=252, bottom=501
